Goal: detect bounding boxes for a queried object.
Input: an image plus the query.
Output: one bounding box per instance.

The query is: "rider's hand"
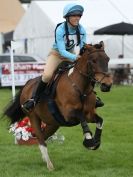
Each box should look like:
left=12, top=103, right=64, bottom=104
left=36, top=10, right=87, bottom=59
left=76, top=55, right=81, bottom=60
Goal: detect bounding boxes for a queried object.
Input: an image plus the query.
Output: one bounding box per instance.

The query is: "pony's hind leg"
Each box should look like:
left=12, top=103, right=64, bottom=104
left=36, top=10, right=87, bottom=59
left=93, top=114, right=103, bottom=150
left=39, top=123, right=59, bottom=171
left=30, top=114, right=58, bottom=171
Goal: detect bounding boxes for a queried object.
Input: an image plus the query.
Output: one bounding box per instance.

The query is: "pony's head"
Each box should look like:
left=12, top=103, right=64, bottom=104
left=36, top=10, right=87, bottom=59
left=79, top=41, right=113, bottom=92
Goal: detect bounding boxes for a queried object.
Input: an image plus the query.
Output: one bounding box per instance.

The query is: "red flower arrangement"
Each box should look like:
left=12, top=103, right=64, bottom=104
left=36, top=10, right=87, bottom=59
left=9, top=117, right=46, bottom=144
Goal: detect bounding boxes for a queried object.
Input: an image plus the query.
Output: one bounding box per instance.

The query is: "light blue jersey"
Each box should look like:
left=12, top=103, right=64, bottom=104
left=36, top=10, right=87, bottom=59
left=53, top=22, right=86, bottom=61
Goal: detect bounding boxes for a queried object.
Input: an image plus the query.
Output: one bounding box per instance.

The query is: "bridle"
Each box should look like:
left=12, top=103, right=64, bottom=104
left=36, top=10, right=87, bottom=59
left=68, top=48, right=110, bottom=101
left=75, top=49, right=110, bottom=86
left=91, top=72, right=110, bottom=86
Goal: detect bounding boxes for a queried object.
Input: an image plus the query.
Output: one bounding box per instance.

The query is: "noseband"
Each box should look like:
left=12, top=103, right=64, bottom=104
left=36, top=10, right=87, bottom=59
left=75, top=49, right=110, bottom=85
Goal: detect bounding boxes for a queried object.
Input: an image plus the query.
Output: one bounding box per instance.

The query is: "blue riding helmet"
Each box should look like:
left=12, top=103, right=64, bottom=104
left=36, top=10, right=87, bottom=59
left=63, top=3, right=84, bottom=18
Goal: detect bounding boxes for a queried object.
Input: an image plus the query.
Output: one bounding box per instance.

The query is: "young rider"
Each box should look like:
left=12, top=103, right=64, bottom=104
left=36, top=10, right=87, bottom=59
left=22, top=3, right=104, bottom=112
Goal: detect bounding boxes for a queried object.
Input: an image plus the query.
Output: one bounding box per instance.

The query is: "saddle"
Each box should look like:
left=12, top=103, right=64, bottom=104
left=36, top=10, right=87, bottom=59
left=41, top=61, right=75, bottom=99
left=39, top=61, right=80, bottom=127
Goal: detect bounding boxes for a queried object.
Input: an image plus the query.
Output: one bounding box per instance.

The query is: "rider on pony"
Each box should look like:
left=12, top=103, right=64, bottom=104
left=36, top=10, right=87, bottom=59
left=22, top=3, right=104, bottom=112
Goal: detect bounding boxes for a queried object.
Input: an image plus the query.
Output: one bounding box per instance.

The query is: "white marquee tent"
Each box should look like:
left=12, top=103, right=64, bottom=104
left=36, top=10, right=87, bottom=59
left=13, top=0, right=133, bottom=60
left=0, top=0, right=25, bottom=53
left=14, top=1, right=55, bottom=60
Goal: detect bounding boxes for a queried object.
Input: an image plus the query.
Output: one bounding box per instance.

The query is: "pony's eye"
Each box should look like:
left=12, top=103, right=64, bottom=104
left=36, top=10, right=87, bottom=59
left=92, top=59, right=96, bottom=63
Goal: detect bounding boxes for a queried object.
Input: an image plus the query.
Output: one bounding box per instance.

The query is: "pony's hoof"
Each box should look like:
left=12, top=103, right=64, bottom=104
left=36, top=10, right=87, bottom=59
left=93, top=141, right=101, bottom=150
left=83, top=138, right=95, bottom=150
left=47, top=161, right=55, bottom=171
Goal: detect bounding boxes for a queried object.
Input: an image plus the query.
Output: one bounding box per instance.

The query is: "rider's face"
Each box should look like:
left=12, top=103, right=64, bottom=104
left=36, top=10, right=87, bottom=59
left=68, top=15, right=81, bottom=26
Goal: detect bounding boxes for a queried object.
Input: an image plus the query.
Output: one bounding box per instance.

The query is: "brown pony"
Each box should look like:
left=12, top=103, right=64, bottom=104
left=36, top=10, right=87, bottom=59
left=3, top=41, right=113, bottom=171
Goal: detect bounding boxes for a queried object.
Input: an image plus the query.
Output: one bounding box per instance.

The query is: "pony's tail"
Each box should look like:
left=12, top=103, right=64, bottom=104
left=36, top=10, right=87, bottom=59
left=2, top=89, right=26, bottom=124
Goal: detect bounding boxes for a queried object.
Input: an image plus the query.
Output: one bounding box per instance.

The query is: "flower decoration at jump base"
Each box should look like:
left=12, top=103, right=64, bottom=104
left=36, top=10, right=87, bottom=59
left=9, top=117, right=65, bottom=144
left=9, top=117, right=42, bottom=141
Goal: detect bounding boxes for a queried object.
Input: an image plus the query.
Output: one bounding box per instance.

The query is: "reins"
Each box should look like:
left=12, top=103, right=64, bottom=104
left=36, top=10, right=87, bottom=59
left=68, top=48, right=110, bottom=100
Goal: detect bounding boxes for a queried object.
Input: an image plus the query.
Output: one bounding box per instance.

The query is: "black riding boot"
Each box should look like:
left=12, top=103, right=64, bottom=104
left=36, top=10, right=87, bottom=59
left=95, top=97, right=104, bottom=108
left=22, top=80, right=47, bottom=112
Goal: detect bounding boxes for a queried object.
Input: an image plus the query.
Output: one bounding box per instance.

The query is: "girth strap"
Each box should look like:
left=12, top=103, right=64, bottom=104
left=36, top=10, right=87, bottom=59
left=47, top=99, right=80, bottom=127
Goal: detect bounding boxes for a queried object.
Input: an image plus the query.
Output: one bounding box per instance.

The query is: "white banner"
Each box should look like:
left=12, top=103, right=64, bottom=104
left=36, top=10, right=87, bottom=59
left=1, top=63, right=44, bottom=87
left=1, top=73, right=41, bottom=86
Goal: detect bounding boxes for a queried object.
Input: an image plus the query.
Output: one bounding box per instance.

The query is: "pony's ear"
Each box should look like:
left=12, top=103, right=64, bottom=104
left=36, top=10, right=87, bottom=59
left=83, top=43, right=92, bottom=48
left=99, top=41, right=104, bottom=49
left=80, top=43, right=92, bottom=55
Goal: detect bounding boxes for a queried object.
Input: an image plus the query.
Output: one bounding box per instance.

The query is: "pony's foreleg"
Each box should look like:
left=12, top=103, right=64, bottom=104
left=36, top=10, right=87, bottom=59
left=76, top=110, right=95, bottom=150
left=93, top=114, right=103, bottom=150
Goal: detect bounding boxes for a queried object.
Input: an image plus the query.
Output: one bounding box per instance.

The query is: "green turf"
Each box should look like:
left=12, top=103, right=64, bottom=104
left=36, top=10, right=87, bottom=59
left=0, top=86, right=133, bottom=177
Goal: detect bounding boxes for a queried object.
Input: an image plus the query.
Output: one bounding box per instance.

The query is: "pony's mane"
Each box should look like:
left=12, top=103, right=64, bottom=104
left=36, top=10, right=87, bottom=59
left=93, top=43, right=103, bottom=49
left=79, top=43, right=103, bottom=55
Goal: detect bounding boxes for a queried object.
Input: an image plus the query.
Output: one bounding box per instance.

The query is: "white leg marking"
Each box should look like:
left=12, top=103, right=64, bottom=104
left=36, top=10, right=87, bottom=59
left=84, top=132, right=92, bottom=139
left=68, top=68, right=74, bottom=76
left=39, top=144, right=54, bottom=171
left=96, top=121, right=104, bottom=129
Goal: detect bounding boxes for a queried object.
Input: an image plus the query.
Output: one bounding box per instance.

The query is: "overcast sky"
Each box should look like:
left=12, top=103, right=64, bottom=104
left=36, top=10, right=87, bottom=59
left=33, top=0, right=133, bottom=29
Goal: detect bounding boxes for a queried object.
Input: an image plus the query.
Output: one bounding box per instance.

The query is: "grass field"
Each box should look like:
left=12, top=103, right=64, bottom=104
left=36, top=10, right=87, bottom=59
left=0, top=86, right=133, bottom=177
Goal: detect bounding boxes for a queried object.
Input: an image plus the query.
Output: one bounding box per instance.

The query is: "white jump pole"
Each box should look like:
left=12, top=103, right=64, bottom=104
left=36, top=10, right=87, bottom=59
left=10, top=41, right=16, bottom=99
